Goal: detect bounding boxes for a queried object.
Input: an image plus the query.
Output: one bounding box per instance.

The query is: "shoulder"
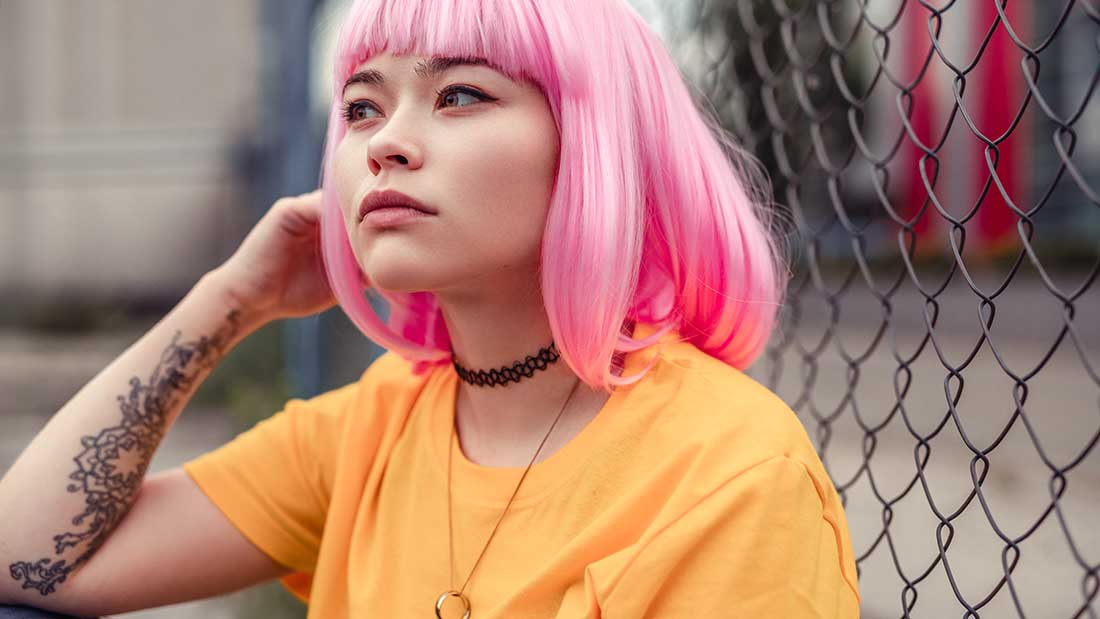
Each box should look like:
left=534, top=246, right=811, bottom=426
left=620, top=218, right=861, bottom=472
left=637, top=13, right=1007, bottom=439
left=647, top=338, right=829, bottom=491
left=314, top=349, right=429, bottom=399
left=606, top=334, right=860, bottom=604
left=354, top=349, right=438, bottom=407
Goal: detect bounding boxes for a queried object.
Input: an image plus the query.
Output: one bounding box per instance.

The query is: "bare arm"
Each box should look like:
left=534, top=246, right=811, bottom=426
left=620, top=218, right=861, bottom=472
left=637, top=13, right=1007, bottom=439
left=0, top=269, right=266, bottom=602
left=0, top=190, right=333, bottom=613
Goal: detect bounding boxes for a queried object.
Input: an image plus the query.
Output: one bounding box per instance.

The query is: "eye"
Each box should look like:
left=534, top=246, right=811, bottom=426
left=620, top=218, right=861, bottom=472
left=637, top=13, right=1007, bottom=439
left=342, top=101, right=378, bottom=124
left=435, top=85, right=492, bottom=109
left=341, top=86, right=495, bottom=127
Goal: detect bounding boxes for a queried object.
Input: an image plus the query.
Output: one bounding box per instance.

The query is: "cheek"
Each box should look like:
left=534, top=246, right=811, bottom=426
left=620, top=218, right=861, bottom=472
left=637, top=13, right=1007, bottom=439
left=461, top=113, right=560, bottom=216
left=444, top=111, right=559, bottom=265
left=332, top=137, right=366, bottom=234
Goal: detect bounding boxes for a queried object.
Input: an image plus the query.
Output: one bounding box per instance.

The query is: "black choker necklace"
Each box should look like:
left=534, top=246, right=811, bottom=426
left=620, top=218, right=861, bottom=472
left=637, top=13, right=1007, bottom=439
left=451, top=341, right=560, bottom=387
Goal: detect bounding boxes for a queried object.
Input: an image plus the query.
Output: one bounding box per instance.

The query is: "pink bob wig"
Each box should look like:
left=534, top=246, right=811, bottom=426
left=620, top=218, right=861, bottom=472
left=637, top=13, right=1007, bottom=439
left=319, top=0, right=790, bottom=391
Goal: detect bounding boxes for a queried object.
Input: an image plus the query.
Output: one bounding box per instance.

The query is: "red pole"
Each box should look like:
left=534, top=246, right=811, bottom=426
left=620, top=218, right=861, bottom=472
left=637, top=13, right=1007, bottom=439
left=899, top=1, right=941, bottom=258
left=971, top=0, right=1030, bottom=258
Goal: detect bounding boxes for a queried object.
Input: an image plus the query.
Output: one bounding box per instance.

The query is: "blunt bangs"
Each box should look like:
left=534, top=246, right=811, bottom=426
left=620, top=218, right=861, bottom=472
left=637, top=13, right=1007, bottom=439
left=330, top=0, right=577, bottom=105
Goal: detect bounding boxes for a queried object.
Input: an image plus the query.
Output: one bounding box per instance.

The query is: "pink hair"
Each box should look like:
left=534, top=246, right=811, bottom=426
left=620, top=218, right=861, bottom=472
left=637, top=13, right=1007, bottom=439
left=319, top=0, right=790, bottom=391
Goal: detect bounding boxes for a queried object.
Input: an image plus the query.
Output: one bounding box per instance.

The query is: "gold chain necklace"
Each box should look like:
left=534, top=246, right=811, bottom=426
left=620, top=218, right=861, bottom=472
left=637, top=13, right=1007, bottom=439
left=435, top=376, right=583, bottom=619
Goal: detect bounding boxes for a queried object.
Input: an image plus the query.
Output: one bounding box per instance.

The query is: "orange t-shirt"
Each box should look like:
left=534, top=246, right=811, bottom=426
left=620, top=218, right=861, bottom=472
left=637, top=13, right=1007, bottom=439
left=182, top=322, right=860, bottom=617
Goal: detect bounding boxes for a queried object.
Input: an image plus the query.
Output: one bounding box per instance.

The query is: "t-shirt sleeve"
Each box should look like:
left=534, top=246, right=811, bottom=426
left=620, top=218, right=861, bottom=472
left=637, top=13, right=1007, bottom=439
left=181, top=381, right=359, bottom=577
left=590, top=455, right=861, bottom=618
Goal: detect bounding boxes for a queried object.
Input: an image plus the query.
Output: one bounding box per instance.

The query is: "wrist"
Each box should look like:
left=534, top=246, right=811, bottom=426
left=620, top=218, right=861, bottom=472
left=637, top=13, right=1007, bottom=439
left=196, top=268, right=273, bottom=333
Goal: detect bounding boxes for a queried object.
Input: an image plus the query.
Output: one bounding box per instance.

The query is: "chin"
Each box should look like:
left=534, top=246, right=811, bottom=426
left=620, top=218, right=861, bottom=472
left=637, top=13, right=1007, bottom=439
left=359, top=256, right=440, bottom=293
left=363, top=270, right=433, bottom=294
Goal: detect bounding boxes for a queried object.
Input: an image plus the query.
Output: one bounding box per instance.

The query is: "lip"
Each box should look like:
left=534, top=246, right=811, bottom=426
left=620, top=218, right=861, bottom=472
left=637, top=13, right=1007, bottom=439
left=361, top=206, right=434, bottom=228
left=358, top=189, right=437, bottom=222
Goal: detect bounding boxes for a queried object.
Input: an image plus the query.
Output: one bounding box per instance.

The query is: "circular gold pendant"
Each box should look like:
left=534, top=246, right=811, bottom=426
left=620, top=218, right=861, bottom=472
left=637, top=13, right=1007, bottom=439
left=436, top=589, right=471, bottom=619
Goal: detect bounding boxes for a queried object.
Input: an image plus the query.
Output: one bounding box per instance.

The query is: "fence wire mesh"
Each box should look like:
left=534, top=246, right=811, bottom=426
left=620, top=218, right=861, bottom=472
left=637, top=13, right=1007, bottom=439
left=678, top=0, right=1100, bottom=616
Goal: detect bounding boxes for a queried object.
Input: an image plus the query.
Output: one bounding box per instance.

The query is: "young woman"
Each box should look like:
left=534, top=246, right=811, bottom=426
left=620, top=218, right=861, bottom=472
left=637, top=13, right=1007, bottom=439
left=0, top=0, right=860, bottom=617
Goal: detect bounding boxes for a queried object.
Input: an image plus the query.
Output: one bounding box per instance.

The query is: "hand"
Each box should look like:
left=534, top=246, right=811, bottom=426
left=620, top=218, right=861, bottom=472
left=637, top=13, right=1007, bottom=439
left=208, top=190, right=340, bottom=323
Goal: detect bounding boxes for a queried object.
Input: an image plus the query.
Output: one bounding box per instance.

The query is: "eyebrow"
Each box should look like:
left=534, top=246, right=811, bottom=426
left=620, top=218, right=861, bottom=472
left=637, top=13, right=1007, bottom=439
left=342, top=56, right=494, bottom=95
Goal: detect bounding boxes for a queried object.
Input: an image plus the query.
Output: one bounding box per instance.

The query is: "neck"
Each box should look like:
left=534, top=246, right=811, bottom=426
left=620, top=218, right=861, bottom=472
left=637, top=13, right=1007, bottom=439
left=435, top=274, right=614, bottom=460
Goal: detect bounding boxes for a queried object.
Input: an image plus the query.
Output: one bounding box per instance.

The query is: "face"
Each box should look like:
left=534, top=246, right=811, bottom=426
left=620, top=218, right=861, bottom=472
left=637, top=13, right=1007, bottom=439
left=332, top=52, right=560, bottom=297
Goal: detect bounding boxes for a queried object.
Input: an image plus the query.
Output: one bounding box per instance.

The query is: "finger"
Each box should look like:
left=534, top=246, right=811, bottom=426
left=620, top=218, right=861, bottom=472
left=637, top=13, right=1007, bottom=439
left=287, top=191, right=324, bottom=217
left=288, top=203, right=322, bottom=228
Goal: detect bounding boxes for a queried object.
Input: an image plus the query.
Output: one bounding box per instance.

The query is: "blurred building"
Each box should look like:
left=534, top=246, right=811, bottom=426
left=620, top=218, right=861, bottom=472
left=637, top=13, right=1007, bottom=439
left=0, top=1, right=263, bottom=307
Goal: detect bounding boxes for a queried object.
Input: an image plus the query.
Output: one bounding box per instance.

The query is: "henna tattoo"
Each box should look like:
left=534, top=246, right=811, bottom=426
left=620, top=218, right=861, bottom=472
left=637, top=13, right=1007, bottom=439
left=8, top=310, right=242, bottom=596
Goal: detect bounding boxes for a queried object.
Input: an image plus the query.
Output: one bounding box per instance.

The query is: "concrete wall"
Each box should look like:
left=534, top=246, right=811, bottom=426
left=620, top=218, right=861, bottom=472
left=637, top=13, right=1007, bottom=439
left=0, top=1, right=261, bottom=304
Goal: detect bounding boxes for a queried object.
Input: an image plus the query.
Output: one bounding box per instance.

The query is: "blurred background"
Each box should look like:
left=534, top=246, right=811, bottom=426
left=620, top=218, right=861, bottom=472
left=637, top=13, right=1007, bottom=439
left=1, top=0, right=1097, bottom=617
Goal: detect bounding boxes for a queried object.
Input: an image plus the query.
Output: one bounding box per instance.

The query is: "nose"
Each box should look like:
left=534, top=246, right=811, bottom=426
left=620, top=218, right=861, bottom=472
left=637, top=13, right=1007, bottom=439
left=367, top=115, right=424, bottom=176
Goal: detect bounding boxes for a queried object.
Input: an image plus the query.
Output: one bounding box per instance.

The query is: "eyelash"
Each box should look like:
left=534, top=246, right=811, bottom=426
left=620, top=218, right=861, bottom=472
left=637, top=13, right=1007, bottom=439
left=341, top=85, right=493, bottom=125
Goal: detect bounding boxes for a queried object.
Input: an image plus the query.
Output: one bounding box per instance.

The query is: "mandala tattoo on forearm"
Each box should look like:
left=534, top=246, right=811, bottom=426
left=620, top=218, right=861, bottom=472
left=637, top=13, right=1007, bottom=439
left=8, top=310, right=242, bottom=596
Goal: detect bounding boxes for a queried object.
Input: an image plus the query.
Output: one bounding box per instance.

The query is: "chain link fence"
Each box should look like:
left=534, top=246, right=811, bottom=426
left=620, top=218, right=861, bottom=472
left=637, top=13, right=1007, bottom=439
left=676, top=0, right=1100, bottom=616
